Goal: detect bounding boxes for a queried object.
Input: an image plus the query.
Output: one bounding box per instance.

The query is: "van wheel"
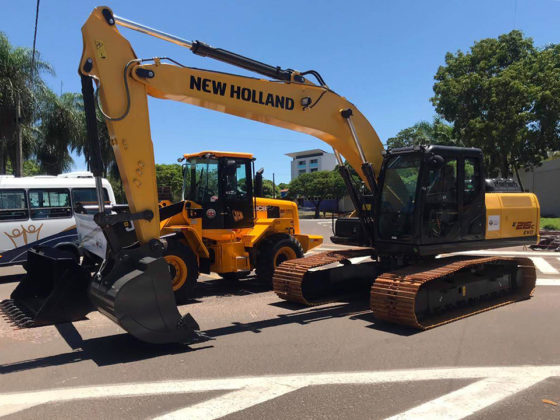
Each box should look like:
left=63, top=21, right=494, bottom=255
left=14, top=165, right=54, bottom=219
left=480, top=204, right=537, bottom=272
left=256, top=234, right=304, bottom=286
left=164, top=246, right=199, bottom=304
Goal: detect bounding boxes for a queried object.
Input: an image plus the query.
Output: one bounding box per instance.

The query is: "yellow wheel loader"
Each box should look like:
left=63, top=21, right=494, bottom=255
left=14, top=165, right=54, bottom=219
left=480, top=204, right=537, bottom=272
left=157, top=150, right=322, bottom=303
left=0, top=6, right=540, bottom=344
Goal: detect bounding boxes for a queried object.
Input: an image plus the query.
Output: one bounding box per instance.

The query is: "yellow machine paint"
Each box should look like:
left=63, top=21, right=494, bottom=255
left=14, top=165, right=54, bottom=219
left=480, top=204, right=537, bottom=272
left=157, top=150, right=322, bottom=294
left=485, top=193, right=540, bottom=241
left=159, top=194, right=322, bottom=277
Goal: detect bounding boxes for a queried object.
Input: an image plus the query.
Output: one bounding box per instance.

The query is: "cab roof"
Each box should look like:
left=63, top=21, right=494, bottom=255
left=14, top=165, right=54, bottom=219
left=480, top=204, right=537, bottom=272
left=183, top=151, right=254, bottom=160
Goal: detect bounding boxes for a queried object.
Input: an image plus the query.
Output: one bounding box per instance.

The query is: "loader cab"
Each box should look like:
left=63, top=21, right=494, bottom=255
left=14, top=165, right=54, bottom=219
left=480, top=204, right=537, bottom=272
left=182, top=152, right=254, bottom=229
left=375, top=145, right=485, bottom=256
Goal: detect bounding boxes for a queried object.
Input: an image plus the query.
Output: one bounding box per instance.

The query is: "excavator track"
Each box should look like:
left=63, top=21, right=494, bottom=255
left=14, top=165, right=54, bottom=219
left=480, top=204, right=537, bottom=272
left=273, top=249, right=374, bottom=306
left=371, top=256, right=536, bottom=330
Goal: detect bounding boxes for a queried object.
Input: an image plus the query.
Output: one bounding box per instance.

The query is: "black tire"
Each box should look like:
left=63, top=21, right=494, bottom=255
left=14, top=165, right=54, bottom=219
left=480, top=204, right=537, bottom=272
left=163, top=245, right=199, bottom=304
left=255, top=234, right=304, bottom=285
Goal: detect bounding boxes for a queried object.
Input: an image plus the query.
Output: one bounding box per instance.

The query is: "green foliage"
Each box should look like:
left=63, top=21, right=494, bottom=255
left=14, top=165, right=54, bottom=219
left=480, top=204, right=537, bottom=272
left=541, top=218, right=560, bottom=230
left=35, top=90, right=82, bottom=174
left=432, top=30, right=560, bottom=177
left=155, top=163, right=183, bottom=202
left=0, top=32, right=53, bottom=174
left=288, top=170, right=346, bottom=217
left=277, top=182, right=288, bottom=190
left=262, top=179, right=280, bottom=198
left=386, top=116, right=458, bottom=149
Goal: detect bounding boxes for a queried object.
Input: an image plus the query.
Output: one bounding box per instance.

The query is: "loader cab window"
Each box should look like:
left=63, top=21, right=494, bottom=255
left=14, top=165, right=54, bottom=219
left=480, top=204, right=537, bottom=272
left=378, top=155, right=421, bottom=240
left=184, top=159, right=219, bottom=204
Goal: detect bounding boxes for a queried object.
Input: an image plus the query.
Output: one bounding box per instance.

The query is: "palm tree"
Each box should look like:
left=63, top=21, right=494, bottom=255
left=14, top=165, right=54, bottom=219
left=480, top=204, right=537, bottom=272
left=0, top=32, right=52, bottom=174
left=34, top=90, right=85, bottom=174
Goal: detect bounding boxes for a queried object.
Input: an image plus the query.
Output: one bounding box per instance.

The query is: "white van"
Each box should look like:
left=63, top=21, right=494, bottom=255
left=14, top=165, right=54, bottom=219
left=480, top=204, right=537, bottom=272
left=0, top=172, right=116, bottom=266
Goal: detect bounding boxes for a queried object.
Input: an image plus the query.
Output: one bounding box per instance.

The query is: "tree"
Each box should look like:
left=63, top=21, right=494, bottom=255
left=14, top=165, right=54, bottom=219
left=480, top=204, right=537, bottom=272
left=262, top=179, right=280, bottom=198
left=386, top=117, right=458, bottom=149
left=34, top=90, right=82, bottom=174
left=0, top=32, right=52, bottom=174
left=288, top=170, right=346, bottom=218
left=155, top=163, right=183, bottom=202
left=432, top=30, right=560, bottom=177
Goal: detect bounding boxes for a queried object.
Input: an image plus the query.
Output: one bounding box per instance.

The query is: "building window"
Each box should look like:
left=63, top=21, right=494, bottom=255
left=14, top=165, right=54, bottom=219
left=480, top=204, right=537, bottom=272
left=309, top=159, right=318, bottom=169
left=298, top=160, right=306, bottom=166
left=310, top=168, right=318, bottom=172
left=298, top=169, right=307, bottom=175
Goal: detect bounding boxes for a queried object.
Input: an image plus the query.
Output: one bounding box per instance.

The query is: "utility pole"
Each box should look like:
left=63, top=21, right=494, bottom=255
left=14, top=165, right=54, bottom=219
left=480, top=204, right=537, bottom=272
left=15, top=94, right=23, bottom=177
left=272, top=173, right=276, bottom=199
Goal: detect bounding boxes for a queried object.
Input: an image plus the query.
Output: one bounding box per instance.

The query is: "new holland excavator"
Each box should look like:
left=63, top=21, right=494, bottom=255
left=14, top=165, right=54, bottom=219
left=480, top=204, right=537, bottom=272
left=0, top=6, right=539, bottom=343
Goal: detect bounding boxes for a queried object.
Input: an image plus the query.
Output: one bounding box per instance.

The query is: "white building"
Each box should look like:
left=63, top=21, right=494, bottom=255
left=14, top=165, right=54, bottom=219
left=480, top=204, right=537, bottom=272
left=519, top=158, right=560, bottom=217
left=285, top=149, right=337, bottom=180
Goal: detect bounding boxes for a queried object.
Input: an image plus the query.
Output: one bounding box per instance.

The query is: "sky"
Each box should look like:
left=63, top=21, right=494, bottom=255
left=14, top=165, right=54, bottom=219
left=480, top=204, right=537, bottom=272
left=2, top=0, right=560, bottom=183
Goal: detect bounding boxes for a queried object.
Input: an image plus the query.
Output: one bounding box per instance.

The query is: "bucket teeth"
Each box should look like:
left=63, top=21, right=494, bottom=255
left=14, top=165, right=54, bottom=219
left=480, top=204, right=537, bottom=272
left=0, top=299, right=35, bottom=329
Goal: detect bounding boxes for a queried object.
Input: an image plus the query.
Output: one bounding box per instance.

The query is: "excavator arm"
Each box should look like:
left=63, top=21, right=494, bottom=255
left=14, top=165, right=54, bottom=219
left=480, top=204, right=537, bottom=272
left=79, top=6, right=384, bottom=244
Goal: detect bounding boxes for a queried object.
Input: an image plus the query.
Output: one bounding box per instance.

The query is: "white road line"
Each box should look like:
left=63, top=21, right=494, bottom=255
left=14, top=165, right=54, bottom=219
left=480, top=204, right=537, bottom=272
left=537, top=279, right=560, bottom=286
left=157, top=383, right=296, bottom=420
left=2, top=366, right=560, bottom=418
left=386, top=375, right=547, bottom=420
left=530, top=257, right=559, bottom=275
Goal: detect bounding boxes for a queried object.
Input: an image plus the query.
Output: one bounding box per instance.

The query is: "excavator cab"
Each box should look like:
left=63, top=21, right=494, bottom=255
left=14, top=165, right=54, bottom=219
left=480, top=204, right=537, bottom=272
left=182, top=152, right=254, bottom=230
left=374, top=145, right=486, bottom=256
left=334, top=145, right=486, bottom=255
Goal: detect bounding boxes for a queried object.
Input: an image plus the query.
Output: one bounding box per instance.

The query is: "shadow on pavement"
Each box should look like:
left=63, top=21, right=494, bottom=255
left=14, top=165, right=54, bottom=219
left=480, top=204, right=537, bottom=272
left=0, top=324, right=212, bottom=374
left=350, top=312, right=420, bottom=336
left=0, top=302, right=370, bottom=374
left=204, top=301, right=369, bottom=338
left=186, top=275, right=271, bottom=304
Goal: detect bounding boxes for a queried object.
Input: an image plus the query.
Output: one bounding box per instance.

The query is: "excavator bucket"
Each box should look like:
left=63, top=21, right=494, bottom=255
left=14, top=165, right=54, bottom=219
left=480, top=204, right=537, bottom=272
left=88, top=255, right=201, bottom=344
left=0, top=247, right=93, bottom=327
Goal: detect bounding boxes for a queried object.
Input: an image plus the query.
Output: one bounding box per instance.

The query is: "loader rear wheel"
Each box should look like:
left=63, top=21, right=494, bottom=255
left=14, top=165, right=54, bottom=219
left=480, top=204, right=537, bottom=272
left=164, top=247, right=198, bottom=304
left=256, top=234, right=304, bottom=286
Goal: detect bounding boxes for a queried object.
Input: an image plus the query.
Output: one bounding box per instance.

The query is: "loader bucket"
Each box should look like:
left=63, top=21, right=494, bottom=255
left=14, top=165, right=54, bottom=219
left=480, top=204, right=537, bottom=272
left=0, top=247, right=93, bottom=327
left=88, top=255, right=200, bottom=344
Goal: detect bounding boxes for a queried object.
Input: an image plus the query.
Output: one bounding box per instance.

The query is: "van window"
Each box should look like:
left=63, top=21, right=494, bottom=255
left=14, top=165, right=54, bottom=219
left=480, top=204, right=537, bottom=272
left=71, top=188, right=109, bottom=205
left=29, top=189, right=72, bottom=219
left=0, top=189, right=28, bottom=221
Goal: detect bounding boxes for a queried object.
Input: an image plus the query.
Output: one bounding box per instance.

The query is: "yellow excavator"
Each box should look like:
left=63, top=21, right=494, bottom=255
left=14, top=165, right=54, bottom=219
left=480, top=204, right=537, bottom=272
left=0, top=6, right=539, bottom=343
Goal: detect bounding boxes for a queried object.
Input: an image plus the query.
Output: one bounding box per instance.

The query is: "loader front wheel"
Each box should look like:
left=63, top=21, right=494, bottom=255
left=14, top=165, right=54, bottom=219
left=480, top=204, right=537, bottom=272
left=164, top=247, right=198, bottom=304
left=256, top=235, right=303, bottom=286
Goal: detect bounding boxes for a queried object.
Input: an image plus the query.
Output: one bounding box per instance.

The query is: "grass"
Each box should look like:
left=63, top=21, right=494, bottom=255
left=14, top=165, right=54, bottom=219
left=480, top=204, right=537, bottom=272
left=541, top=217, right=560, bottom=231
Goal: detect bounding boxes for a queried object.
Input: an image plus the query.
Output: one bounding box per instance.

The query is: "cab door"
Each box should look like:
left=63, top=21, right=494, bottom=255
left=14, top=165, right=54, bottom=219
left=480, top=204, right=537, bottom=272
left=421, top=155, right=460, bottom=243
left=220, top=158, right=254, bottom=229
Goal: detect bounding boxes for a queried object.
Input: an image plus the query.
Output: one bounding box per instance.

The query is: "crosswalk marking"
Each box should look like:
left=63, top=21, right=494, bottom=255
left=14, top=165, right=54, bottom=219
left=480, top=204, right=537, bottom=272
left=530, top=257, right=559, bottom=275
left=386, top=375, right=547, bottom=420
left=2, top=366, right=559, bottom=418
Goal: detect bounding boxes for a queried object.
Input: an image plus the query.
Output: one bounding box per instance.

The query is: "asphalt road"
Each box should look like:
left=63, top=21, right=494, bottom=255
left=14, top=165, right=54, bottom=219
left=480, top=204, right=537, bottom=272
left=1, top=220, right=560, bottom=419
